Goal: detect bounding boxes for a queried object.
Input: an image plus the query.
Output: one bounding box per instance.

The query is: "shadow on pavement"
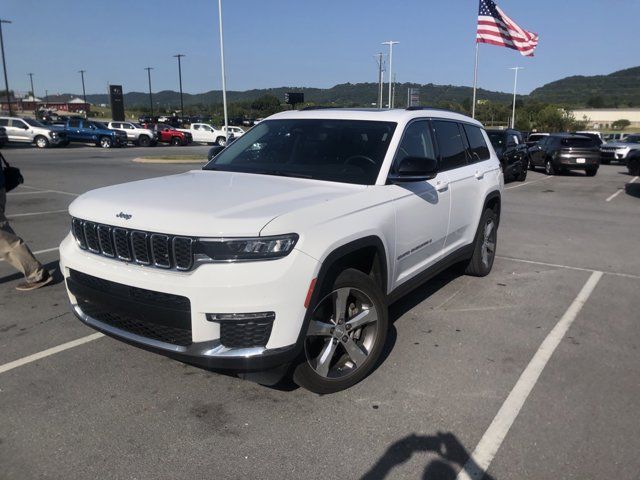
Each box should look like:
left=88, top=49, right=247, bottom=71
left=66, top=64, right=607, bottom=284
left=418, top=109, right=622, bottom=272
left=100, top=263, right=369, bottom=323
left=361, top=432, right=495, bottom=480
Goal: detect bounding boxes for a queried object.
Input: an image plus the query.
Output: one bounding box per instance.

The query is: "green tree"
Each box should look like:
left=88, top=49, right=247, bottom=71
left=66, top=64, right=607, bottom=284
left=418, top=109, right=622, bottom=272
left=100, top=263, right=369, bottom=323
left=612, top=119, right=631, bottom=130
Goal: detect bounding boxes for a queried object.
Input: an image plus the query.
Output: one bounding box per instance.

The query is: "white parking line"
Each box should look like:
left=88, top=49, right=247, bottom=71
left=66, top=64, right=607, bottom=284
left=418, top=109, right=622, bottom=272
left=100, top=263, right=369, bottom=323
left=7, top=209, right=68, bottom=218
left=11, top=185, right=80, bottom=197
left=504, top=176, right=553, bottom=190
left=0, top=246, right=59, bottom=262
left=497, top=255, right=640, bottom=280
left=7, top=190, right=53, bottom=196
left=605, top=176, right=638, bottom=202
left=456, top=271, right=603, bottom=480
left=0, top=333, right=104, bottom=375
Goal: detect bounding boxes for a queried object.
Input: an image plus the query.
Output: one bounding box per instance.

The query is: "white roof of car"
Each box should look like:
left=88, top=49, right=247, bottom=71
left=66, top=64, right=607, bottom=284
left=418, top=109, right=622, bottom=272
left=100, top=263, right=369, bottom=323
left=268, top=108, right=483, bottom=126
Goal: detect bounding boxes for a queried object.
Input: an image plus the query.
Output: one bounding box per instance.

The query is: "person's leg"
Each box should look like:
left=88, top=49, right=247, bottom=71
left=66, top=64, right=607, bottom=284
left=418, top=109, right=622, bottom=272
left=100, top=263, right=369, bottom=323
left=0, top=189, right=48, bottom=284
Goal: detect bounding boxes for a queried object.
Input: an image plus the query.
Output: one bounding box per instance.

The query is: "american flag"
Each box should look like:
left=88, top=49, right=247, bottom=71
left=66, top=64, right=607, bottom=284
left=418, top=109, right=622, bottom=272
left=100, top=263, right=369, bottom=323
left=477, top=0, right=539, bottom=57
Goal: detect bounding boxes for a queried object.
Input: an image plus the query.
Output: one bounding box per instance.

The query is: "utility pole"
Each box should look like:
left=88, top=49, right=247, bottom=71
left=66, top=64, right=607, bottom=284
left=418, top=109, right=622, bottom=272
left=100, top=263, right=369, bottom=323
left=78, top=69, right=87, bottom=105
left=509, top=67, right=524, bottom=129
left=217, top=0, right=229, bottom=139
left=374, top=52, right=385, bottom=109
left=392, top=74, right=397, bottom=109
left=381, top=41, right=399, bottom=109
left=28, top=72, right=36, bottom=113
left=0, top=19, right=13, bottom=116
left=144, top=67, right=154, bottom=117
left=173, top=54, right=185, bottom=117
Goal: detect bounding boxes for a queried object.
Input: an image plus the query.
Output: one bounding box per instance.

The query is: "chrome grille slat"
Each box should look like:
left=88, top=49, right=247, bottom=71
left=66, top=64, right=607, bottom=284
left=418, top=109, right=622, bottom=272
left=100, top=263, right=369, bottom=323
left=71, top=218, right=195, bottom=271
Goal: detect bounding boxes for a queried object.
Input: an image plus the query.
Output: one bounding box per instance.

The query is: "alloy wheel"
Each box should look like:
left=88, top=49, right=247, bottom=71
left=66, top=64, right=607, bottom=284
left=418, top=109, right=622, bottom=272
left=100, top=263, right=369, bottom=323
left=481, top=219, right=496, bottom=268
left=305, top=287, right=379, bottom=379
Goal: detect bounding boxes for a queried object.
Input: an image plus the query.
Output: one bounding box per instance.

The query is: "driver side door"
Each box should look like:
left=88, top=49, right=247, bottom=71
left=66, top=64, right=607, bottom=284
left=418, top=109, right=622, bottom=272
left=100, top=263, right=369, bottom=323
left=389, top=119, right=451, bottom=289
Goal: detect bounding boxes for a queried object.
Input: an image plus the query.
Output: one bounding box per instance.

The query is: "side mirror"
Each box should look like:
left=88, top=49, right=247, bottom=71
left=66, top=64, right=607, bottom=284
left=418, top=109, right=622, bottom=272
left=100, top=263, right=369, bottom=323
left=208, top=145, right=225, bottom=160
left=388, top=156, right=438, bottom=183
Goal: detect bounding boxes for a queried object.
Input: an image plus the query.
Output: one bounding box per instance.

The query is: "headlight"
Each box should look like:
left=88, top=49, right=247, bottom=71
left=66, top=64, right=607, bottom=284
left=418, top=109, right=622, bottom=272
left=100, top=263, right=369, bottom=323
left=197, top=234, right=298, bottom=262
left=50, top=131, right=58, bottom=138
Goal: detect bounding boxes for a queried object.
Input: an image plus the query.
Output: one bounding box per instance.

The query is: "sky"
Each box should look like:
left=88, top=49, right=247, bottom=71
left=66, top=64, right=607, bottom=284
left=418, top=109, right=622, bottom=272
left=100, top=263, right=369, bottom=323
left=2, top=0, right=639, bottom=97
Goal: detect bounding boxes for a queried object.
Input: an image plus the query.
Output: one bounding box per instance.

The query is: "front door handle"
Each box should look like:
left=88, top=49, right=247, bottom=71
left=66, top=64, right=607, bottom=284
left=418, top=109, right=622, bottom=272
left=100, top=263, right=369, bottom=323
left=436, top=180, right=449, bottom=192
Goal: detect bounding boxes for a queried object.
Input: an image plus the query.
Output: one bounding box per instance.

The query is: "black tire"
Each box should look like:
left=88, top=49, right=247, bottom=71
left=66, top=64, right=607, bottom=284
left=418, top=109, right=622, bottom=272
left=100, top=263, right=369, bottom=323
left=99, top=136, right=113, bottom=148
left=516, top=160, right=528, bottom=182
left=138, top=135, right=151, bottom=147
left=585, top=167, right=598, bottom=177
left=216, top=136, right=227, bottom=147
left=545, top=159, right=556, bottom=176
left=171, top=136, right=182, bottom=146
left=464, top=208, right=498, bottom=277
left=628, top=159, right=640, bottom=176
left=601, top=158, right=610, bottom=165
left=293, top=268, right=388, bottom=394
left=34, top=135, right=49, bottom=149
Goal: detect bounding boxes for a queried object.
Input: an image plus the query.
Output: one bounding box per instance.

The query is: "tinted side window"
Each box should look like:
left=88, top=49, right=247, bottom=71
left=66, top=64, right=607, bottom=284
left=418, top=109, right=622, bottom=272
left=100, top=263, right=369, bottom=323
left=463, top=124, right=490, bottom=161
left=0, top=118, right=8, bottom=127
left=394, top=120, right=436, bottom=167
left=69, top=119, right=81, bottom=128
left=433, top=120, right=468, bottom=170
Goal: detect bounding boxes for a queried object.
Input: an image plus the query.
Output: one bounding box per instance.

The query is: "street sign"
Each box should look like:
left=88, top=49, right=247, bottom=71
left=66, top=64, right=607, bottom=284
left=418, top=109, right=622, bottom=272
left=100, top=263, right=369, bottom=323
left=408, top=88, right=420, bottom=108
left=109, top=85, right=125, bottom=121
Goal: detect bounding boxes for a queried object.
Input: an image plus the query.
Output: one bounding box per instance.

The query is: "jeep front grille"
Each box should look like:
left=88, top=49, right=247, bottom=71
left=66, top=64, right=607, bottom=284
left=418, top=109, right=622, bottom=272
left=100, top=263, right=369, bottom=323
left=71, top=218, right=194, bottom=271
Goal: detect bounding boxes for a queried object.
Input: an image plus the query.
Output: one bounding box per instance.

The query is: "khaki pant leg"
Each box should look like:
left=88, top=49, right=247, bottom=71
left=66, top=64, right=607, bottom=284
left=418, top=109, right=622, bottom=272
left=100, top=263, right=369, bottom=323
left=0, top=189, right=45, bottom=282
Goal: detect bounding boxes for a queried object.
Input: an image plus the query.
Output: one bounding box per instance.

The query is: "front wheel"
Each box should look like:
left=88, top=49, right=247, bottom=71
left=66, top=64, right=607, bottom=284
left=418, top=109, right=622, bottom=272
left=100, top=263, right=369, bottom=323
left=585, top=167, right=598, bottom=177
left=464, top=208, right=498, bottom=277
left=516, top=160, right=528, bottom=181
left=545, top=159, right=556, bottom=175
left=628, top=159, right=640, bottom=176
left=138, top=135, right=151, bottom=147
left=216, top=136, right=227, bottom=147
left=171, top=136, right=182, bottom=146
left=293, top=268, right=388, bottom=394
left=34, top=135, right=49, bottom=148
left=99, top=136, right=113, bottom=148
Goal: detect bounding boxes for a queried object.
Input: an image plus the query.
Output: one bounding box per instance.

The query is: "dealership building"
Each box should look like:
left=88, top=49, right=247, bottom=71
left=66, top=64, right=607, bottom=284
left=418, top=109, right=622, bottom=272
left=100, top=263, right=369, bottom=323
left=570, top=108, right=640, bottom=129
left=0, top=96, right=91, bottom=114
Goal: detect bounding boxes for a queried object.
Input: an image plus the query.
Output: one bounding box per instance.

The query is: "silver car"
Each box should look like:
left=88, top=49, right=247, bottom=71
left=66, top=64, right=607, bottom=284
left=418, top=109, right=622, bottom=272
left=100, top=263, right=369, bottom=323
left=0, top=116, right=68, bottom=148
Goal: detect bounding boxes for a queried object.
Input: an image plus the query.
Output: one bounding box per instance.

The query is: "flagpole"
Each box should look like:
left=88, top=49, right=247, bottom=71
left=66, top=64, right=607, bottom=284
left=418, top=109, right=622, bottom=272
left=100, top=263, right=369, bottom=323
left=472, top=42, right=479, bottom=119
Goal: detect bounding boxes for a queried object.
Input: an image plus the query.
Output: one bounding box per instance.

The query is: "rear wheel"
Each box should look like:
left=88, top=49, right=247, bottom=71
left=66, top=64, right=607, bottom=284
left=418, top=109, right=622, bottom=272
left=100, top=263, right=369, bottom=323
left=601, top=158, right=611, bottom=165
left=216, top=136, right=227, bottom=147
left=293, top=268, right=388, bottom=394
left=138, top=135, right=151, bottom=147
left=34, top=135, right=49, bottom=148
left=171, top=136, right=182, bottom=146
left=585, top=167, right=598, bottom=177
left=628, top=159, right=640, bottom=176
left=465, top=208, right=498, bottom=277
left=99, top=136, right=112, bottom=148
left=516, top=159, right=528, bottom=181
left=545, top=159, right=556, bottom=175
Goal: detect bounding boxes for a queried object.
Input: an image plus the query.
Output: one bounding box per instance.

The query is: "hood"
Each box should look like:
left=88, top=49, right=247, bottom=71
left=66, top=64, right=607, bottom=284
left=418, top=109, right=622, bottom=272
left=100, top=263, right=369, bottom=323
left=602, top=141, right=633, bottom=149
left=69, top=170, right=364, bottom=237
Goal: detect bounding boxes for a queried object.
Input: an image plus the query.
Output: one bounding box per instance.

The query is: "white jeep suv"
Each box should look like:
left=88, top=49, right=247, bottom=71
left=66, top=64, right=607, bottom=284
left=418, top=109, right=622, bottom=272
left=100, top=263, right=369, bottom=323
left=107, top=121, right=157, bottom=147
left=60, top=108, right=503, bottom=393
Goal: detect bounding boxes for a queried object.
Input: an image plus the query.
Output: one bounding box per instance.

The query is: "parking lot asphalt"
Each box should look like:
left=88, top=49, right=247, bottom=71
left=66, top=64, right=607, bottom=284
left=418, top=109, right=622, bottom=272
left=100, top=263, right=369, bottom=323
left=0, top=146, right=638, bottom=480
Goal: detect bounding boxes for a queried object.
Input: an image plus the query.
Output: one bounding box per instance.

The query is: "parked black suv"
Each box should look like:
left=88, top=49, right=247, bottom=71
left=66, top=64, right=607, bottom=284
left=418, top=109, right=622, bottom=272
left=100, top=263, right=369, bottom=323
left=487, top=129, right=529, bottom=182
left=529, top=134, right=600, bottom=176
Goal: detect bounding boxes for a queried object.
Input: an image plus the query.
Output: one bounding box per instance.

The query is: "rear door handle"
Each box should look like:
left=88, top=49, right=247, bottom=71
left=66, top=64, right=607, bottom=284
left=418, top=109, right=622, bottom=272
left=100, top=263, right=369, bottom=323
left=475, top=170, right=485, bottom=179
left=436, top=180, right=449, bottom=192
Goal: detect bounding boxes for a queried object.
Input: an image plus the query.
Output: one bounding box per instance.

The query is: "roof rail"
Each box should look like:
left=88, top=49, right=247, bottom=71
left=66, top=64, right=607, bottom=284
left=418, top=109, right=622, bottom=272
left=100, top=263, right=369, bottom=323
left=405, top=106, right=462, bottom=114
left=300, top=106, right=341, bottom=111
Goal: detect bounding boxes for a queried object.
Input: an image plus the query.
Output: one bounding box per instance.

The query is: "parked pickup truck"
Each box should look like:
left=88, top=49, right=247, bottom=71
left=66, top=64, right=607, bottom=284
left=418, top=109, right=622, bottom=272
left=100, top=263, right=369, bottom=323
left=107, top=121, right=157, bottom=147
left=178, top=123, right=245, bottom=146
left=57, top=118, right=127, bottom=148
left=0, top=116, right=69, bottom=148
left=143, top=123, right=192, bottom=146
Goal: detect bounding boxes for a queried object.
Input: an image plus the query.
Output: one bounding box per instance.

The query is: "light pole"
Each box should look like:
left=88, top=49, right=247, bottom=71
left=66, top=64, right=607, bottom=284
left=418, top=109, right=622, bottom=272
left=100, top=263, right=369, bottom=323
left=28, top=72, right=36, bottom=113
left=374, top=52, right=385, bottom=110
left=381, top=41, right=398, bottom=109
left=0, top=19, right=13, bottom=116
left=173, top=54, right=185, bottom=117
left=78, top=69, right=87, bottom=104
left=144, top=67, right=154, bottom=117
left=509, top=67, right=524, bottom=129
left=217, top=0, right=229, bottom=137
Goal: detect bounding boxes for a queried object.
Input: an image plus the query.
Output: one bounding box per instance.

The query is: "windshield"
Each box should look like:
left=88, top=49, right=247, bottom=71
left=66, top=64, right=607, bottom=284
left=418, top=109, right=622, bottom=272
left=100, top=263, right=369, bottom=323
left=528, top=134, right=547, bottom=143
left=561, top=137, right=596, bottom=148
left=93, top=122, right=108, bottom=129
left=24, top=118, right=45, bottom=127
left=133, top=123, right=143, bottom=128
left=487, top=132, right=505, bottom=148
left=203, top=119, right=397, bottom=185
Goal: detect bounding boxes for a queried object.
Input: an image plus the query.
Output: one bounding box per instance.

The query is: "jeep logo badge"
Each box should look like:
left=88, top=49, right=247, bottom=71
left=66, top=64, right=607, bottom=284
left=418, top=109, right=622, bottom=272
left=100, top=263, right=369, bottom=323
left=116, top=212, right=132, bottom=220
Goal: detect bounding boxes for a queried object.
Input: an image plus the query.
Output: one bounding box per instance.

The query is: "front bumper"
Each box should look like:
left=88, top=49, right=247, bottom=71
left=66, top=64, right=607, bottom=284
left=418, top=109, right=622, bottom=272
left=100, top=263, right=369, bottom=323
left=59, top=234, right=319, bottom=370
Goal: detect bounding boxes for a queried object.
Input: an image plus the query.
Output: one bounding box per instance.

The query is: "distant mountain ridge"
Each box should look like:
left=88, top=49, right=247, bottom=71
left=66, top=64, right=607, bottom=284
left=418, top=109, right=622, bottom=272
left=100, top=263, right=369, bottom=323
left=45, top=66, right=640, bottom=110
